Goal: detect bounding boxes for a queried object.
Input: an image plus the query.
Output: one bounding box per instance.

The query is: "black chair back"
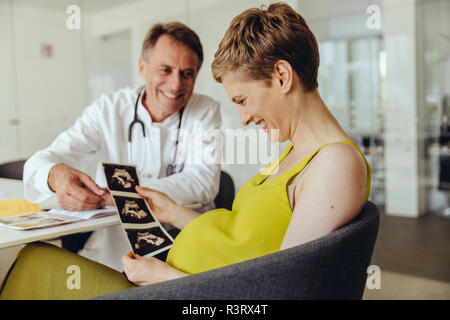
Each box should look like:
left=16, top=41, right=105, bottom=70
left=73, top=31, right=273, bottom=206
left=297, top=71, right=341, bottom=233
left=439, top=154, right=450, bottom=190
left=214, top=171, right=235, bottom=211
left=0, top=160, right=26, bottom=180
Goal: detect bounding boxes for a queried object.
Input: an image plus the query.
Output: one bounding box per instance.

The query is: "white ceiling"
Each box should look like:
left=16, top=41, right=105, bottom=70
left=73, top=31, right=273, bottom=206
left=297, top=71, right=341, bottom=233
left=12, top=0, right=144, bottom=14
left=81, top=0, right=144, bottom=14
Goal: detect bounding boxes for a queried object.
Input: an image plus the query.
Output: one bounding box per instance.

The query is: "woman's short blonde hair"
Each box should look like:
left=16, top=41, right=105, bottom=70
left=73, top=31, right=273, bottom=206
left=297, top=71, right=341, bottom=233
left=211, top=2, right=319, bottom=91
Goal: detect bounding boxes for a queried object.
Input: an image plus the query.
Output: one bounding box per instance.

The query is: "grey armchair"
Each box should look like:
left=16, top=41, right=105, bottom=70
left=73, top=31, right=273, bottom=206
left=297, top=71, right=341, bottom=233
left=95, top=201, right=379, bottom=300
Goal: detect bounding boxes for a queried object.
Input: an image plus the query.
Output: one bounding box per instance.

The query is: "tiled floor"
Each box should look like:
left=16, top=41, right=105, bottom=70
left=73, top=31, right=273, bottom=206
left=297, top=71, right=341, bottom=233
left=371, top=210, right=450, bottom=283
left=363, top=208, right=450, bottom=299
left=363, top=270, right=450, bottom=300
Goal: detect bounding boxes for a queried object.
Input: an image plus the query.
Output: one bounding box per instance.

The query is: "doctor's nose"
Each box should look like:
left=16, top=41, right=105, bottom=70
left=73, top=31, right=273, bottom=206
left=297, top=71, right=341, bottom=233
left=168, top=72, right=182, bottom=91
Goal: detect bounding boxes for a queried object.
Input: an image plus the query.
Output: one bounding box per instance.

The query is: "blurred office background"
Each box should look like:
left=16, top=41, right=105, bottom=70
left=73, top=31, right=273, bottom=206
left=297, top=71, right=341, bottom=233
left=0, top=0, right=449, bottom=299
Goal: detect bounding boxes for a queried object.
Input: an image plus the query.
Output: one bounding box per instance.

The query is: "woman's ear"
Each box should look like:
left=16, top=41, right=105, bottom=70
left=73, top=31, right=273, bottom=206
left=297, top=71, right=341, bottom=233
left=273, top=60, right=293, bottom=94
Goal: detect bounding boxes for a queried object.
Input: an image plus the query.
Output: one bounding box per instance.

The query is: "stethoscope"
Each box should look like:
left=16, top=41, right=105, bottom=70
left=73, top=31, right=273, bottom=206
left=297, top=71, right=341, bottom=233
left=128, top=88, right=185, bottom=177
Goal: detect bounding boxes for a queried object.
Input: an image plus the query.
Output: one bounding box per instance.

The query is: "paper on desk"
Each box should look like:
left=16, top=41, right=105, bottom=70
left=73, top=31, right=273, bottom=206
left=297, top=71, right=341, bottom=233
left=0, top=206, right=116, bottom=230
left=0, top=212, right=80, bottom=230
left=47, top=206, right=116, bottom=219
left=0, top=199, right=41, bottom=217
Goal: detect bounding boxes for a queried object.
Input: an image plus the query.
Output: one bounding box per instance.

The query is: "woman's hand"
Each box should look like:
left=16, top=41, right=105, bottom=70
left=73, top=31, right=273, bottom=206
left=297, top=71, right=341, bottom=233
left=135, top=186, right=178, bottom=225
left=135, top=186, right=201, bottom=230
left=121, top=251, right=187, bottom=286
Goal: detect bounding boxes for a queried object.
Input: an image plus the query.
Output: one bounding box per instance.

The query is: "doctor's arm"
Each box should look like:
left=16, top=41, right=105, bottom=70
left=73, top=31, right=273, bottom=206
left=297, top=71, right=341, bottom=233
left=23, top=100, right=106, bottom=209
left=47, top=164, right=105, bottom=211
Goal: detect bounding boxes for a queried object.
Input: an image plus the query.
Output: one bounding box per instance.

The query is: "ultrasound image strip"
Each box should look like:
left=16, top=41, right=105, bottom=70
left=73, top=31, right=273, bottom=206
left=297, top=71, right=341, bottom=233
left=103, top=162, right=174, bottom=257
left=125, top=225, right=173, bottom=257
left=112, top=195, right=156, bottom=225
left=103, top=163, right=140, bottom=195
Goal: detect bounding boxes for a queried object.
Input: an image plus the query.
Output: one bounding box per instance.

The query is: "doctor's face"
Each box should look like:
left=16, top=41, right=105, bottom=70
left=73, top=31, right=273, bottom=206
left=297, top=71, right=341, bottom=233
left=139, top=35, right=199, bottom=122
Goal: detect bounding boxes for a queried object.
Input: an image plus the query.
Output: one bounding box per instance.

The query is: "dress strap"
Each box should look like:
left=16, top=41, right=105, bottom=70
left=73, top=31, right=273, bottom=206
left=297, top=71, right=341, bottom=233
left=287, top=140, right=371, bottom=201
left=287, top=140, right=362, bottom=177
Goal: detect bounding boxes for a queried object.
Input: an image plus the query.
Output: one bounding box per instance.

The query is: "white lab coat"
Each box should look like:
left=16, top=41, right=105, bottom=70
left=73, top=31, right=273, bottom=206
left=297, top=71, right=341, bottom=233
left=23, top=86, right=222, bottom=271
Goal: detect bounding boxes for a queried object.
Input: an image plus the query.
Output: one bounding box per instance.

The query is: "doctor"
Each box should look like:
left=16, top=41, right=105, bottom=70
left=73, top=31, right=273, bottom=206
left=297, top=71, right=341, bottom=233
left=23, top=22, right=222, bottom=271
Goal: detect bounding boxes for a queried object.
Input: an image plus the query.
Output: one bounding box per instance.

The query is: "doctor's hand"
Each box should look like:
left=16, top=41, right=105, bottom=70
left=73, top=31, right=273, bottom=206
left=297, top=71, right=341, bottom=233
left=48, top=164, right=106, bottom=211
left=102, top=189, right=114, bottom=207
left=136, top=186, right=201, bottom=230
left=122, top=251, right=187, bottom=286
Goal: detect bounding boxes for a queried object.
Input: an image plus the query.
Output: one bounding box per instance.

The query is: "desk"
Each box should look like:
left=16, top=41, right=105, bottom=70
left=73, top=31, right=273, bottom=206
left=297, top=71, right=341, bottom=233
left=0, top=178, right=120, bottom=249
left=0, top=215, right=119, bottom=249
left=0, top=178, right=24, bottom=201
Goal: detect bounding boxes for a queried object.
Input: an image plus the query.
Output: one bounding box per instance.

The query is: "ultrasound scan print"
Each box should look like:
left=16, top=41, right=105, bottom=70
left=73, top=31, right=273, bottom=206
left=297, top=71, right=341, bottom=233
left=103, top=163, right=140, bottom=193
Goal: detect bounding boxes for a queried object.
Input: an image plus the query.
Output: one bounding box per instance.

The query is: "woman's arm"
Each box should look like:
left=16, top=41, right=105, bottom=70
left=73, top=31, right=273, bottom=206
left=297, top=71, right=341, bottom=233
left=135, top=186, right=200, bottom=230
left=167, top=201, right=202, bottom=230
left=280, top=143, right=368, bottom=250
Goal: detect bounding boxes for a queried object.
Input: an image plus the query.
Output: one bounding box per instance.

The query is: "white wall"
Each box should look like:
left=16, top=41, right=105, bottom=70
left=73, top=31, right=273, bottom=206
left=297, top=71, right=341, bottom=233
left=381, top=0, right=428, bottom=217
left=298, top=0, right=383, bottom=41
left=85, top=30, right=132, bottom=100
left=0, top=0, right=21, bottom=163
left=1, top=0, right=87, bottom=162
left=84, top=0, right=190, bottom=89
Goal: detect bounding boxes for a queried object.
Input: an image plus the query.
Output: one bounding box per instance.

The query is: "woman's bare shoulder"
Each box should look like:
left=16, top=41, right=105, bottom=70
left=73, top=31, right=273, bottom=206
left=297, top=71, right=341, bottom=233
left=295, top=141, right=368, bottom=202
left=282, top=141, right=369, bottom=249
left=307, top=141, right=367, bottom=178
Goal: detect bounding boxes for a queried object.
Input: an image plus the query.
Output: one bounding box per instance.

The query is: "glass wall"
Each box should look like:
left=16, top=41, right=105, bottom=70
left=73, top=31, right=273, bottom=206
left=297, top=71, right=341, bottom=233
left=422, top=0, right=450, bottom=215
left=318, top=36, right=385, bottom=206
left=317, top=0, right=450, bottom=215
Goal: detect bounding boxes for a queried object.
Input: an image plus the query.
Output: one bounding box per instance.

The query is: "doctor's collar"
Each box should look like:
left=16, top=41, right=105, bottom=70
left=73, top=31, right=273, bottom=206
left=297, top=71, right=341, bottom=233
left=137, top=89, right=181, bottom=128
left=152, top=110, right=180, bottom=128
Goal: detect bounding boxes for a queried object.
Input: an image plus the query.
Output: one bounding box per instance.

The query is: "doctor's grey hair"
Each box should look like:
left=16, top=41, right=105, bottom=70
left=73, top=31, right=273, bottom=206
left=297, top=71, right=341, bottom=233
left=141, top=22, right=204, bottom=70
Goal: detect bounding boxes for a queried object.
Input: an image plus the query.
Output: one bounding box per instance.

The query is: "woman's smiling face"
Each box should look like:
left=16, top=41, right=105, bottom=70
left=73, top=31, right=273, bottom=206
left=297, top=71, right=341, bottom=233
left=222, top=70, right=290, bottom=143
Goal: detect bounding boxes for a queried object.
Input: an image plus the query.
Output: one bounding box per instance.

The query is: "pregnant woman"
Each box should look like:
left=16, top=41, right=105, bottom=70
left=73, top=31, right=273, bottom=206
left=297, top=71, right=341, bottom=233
left=0, top=2, right=370, bottom=299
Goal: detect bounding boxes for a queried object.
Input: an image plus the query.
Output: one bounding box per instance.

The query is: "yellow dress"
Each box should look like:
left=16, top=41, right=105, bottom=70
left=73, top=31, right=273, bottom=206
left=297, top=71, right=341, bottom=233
left=166, top=140, right=372, bottom=274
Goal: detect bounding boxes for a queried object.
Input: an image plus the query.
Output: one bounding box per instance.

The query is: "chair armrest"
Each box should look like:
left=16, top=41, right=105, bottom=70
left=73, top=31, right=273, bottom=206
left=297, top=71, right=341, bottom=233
left=95, top=201, right=379, bottom=300
left=94, top=246, right=302, bottom=300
